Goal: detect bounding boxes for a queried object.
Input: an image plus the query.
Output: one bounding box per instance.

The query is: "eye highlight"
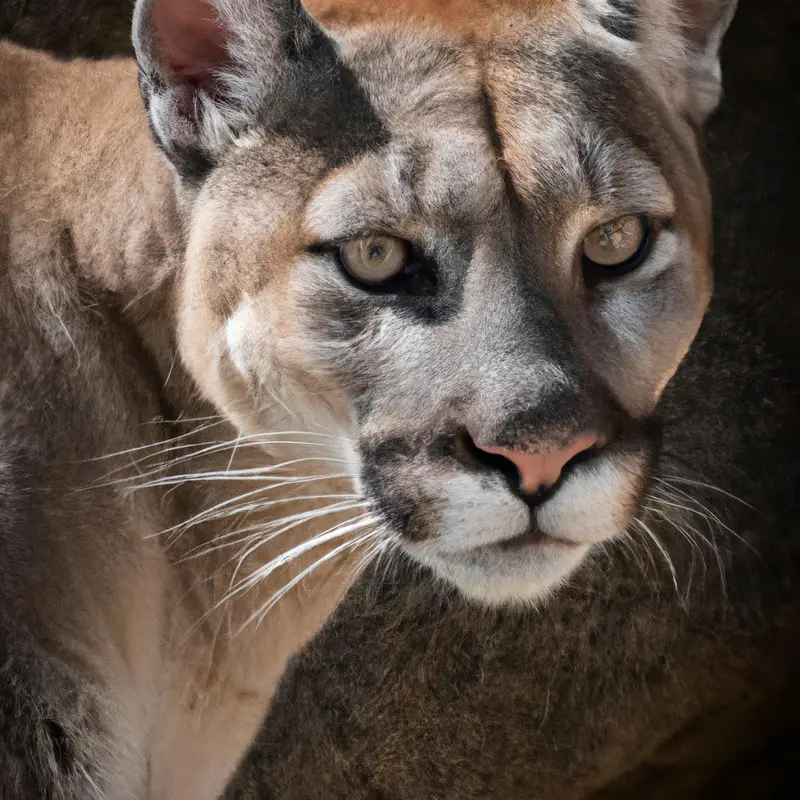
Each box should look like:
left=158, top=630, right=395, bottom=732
left=339, top=235, right=410, bottom=286
left=582, top=214, right=652, bottom=278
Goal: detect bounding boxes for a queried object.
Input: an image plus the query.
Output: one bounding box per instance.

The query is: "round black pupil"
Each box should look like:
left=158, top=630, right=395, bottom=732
left=368, top=244, right=384, bottom=261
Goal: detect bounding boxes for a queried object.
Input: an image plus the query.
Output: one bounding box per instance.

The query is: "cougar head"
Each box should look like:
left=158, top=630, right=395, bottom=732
left=133, top=0, right=737, bottom=603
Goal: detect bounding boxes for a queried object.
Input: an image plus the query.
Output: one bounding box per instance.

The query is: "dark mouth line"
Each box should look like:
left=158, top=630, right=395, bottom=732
left=498, top=528, right=551, bottom=550
left=494, top=526, right=584, bottom=551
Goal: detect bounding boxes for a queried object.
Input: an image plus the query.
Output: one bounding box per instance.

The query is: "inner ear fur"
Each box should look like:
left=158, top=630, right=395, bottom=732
left=132, top=0, right=327, bottom=179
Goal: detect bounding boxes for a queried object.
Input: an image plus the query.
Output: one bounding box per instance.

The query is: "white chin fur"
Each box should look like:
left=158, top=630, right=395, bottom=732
left=414, top=543, right=590, bottom=606
left=535, top=453, right=645, bottom=544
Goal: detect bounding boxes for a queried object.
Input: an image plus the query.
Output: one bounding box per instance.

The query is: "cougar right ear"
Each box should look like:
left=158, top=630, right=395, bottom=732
left=133, top=0, right=327, bottom=181
left=672, top=0, right=739, bottom=124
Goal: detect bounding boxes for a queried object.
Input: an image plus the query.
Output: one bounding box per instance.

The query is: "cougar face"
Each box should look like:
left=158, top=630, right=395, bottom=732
left=136, top=0, right=733, bottom=604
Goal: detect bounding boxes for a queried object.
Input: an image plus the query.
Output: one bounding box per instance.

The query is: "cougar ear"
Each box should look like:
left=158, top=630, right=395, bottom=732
left=133, top=0, right=326, bottom=181
left=674, top=0, right=738, bottom=124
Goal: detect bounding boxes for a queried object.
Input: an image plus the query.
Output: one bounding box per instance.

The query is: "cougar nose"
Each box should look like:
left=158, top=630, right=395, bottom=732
left=475, top=434, right=599, bottom=495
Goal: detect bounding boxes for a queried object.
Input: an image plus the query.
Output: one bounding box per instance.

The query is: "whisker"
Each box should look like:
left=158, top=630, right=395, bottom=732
left=183, top=505, right=373, bottom=598
left=78, top=418, right=227, bottom=462
left=87, top=439, right=348, bottom=487
left=648, top=488, right=755, bottom=554
left=348, top=530, right=393, bottom=590
left=226, top=428, right=243, bottom=472
left=643, top=505, right=713, bottom=559
left=182, top=500, right=369, bottom=563
left=233, top=516, right=378, bottom=599
left=226, top=511, right=375, bottom=595
left=127, top=460, right=351, bottom=490
left=645, top=508, right=704, bottom=593
left=614, top=529, right=652, bottom=577
left=150, top=477, right=359, bottom=540
left=162, top=351, right=179, bottom=389
left=244, top=525, right=380, bottom=631
left=655, top=475, right=755, bottom=510
left=143, top=412, right=224, bottom=425
left=632, top=517, right=681, bottom=599
left=84, top=427, right=347, bottom=465
left=190, top=514, right=377, bottom=635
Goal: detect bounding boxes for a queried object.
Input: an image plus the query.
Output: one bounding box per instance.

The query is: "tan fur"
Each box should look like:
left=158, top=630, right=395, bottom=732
left=0, top=0, right=737, bottom=795
left=0, top=43, right=362, bottom=800
left=308, top=0, right=563, bottom=31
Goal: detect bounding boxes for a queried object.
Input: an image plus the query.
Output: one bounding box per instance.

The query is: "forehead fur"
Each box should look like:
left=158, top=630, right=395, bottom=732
left=307, top=0, right=567, bottom=32
left=316, top=7, right=688, bottom=227
left=307, top=0, right=680, bottom=53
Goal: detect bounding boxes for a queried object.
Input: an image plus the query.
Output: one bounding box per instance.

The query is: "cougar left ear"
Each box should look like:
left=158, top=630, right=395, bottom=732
left=132, top=0, right=328, bottom=181
left=674, top=0, right=738, bottom=124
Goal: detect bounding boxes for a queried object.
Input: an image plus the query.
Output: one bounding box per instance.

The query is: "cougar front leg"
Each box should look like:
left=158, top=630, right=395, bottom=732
left=0, top=620, right=147, bottom=800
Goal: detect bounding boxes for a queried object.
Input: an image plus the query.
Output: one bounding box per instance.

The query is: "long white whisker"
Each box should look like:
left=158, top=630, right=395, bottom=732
left=644, top=504, right=726, bottom=594
left=615, top=530, right=652, bottom=577
left=348, top=530, right=391, bottom=587
left=150, top=477, right=358, bottom=540
left=648, top=488, right=755, bottom=554
left=644, top=507, right=704, bottom=595
left=245, top=526, right=380, bottom=630
left=226, top=511, right=375, bottom=597
left=84, top=427, right=348, bottom=468
left=81, top=418, right=228, bottom=462
left=191, top=515, right=377, bottom=633
left=632, top=518, right=680, bottom=598
left=128, top=461, right=351, bottom=490
left=87, top=442, right=348, bottom=489
left=643, top=505, right=714, bottom=557
left=655, top=475, right=755, bottom=509
left=183, top=507, right=373, bottom=600
left=232, top=517, right=378, bottom=598
left=144, top=412, right=224, bottom=425
left=226, top=427, right=243, bottom=473
left=181, top=500, right=369, bottom=563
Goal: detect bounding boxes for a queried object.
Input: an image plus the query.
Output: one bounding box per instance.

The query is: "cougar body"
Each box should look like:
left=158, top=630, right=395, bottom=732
left=3, top=2, right=794, bottom=799
left=0, top=40, right=355, bottom=800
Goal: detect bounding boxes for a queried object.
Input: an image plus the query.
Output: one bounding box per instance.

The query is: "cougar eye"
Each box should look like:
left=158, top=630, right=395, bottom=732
left=339, top=235, right=410, bottom=286
left=582, top=214, right=651, bottom=277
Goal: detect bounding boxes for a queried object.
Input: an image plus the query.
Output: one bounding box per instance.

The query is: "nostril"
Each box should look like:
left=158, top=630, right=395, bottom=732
left=451, top=429, right=521, bottom=485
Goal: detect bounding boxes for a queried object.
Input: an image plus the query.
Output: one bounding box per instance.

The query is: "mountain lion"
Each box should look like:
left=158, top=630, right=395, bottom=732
left=5, top=1, right=795, bottom=799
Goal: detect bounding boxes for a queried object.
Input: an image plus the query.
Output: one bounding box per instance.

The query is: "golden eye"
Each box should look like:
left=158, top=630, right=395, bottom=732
left=339, top=235, right=410, bottom=286
left=582, top=214, right=650, bottom=273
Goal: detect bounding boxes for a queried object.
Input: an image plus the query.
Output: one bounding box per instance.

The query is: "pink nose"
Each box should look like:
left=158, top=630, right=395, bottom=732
left=476, top=434, right=599, bottom=494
